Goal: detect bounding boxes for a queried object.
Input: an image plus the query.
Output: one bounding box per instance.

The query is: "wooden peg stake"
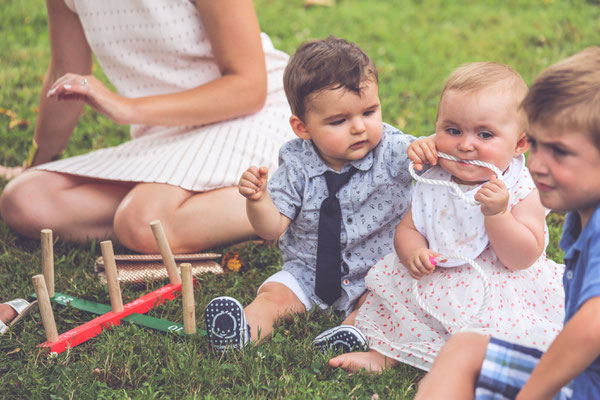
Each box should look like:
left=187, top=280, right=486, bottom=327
left=100, top=241, right=124, bottom=313
left=41, top=229, right=54, bottom=298
left=32, top=274, right=59, bottom=343
left=149, top=220, right=181, bottom=285
left=180, top=263, right=196, bottom=334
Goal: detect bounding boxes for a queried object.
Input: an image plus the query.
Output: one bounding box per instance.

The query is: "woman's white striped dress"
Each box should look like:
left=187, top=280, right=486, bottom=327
left=37, top=0, right=294, bottom=192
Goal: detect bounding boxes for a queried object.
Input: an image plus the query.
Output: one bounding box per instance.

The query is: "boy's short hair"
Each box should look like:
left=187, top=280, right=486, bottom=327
left=521, top=46, right=600, bottom=149
left=439, top=62, right=529, bottom=131
left=283, top=36, right=378, bottom=119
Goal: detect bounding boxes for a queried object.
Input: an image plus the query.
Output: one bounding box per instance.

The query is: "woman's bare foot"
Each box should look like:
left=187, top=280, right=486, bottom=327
left=329, top=349, right=399, bottom=373
left=0, top=304, right=18, bottom=325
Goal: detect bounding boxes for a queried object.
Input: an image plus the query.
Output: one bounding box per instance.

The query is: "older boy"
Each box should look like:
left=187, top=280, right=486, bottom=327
left=204, top=36, right=416, bottom=353
left=415, top=46, right=600, bottom=399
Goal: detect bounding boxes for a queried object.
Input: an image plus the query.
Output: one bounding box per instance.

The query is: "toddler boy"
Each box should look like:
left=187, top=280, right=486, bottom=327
left=204, top=36, right=416, bottom=352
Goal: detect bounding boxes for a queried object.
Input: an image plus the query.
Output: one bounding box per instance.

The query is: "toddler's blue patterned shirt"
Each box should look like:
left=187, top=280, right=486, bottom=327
left=268, top=123, right=415, bottom=313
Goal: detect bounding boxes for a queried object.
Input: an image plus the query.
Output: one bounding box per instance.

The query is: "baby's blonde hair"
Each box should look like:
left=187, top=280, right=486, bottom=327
left=439, top=62, right=529, bottom=132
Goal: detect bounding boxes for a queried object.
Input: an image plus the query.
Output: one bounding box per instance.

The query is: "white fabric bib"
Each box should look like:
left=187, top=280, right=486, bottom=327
left=411, top=155, right=525, bottom=267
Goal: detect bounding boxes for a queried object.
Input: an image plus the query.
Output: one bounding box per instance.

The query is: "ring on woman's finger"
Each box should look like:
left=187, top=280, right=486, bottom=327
left=80, top=78, right=87, bottom=86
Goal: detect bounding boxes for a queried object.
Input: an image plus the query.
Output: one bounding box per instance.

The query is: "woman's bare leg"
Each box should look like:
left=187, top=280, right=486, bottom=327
left=2, top=172, right=255, bottom=253
left=113, top=183, right=255, bottom=253
left=415, top=332, right=489, bottom=400
left=0, top=170, right=133, bottom=241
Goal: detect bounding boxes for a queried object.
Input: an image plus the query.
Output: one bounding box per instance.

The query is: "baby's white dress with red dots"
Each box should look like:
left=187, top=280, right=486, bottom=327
left=354, top=155, right=565, bottom=371
left=36, top=0, right=294, bottom=191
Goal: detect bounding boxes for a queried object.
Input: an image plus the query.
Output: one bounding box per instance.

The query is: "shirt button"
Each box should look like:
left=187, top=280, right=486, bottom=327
left=566, top=270, right=573, bottom=280
left=343, top=279, right=350, bottom=285
left=346, top=252, right=352, bottom=258
left=347, top=217, right=353, bottom=224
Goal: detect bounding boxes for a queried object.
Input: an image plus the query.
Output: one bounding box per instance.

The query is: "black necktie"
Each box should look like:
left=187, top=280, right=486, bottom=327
left=315, top=167, right=357, bottom=305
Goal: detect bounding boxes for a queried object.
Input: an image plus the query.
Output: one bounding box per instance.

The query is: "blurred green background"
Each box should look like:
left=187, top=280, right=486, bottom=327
left=0, top=0, right=598, bottom=398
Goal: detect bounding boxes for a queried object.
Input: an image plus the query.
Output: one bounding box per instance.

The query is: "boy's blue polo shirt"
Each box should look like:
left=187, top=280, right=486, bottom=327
left=560, top=204, right=600, bottom=398
left=268, top=123, right=415, bottom=313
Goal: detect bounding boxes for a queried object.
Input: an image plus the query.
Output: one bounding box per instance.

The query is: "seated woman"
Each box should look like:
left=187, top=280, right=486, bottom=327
left=0, top=0, right=293, bottom=256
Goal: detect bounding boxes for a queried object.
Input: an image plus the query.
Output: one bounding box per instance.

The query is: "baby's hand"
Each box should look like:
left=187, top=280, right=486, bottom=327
left=475, top=176, right=509, bottom=216
left=238, top=166, right=269, bottom=201
left=405, top=248, right=437, bottom=280
left=407, top=135, right=437, bottom=171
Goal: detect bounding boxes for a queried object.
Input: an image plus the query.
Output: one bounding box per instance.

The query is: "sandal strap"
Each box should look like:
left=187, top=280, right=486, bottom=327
left=4, top=298, right=31, bottom=315
left=0, top=319, right=7, bottom=335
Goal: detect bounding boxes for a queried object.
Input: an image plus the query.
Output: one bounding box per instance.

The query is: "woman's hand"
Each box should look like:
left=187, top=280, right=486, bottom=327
left=46, top=74, right=133, bottom=124
left=42, top=0, right=269, bottom=129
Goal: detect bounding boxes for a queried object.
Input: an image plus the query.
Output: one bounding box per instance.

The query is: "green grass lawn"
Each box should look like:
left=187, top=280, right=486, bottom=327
left=1, top=0, right=598, bottom=398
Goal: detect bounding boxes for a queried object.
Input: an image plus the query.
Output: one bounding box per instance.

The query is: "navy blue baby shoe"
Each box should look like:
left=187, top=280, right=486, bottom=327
left=312, top=325, right=368, bottom=354
left=205, top=296, right=251, bottom=353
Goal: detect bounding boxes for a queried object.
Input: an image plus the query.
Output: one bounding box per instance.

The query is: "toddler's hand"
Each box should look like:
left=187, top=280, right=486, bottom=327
left=475, top=175, right=509, bottom=216
left=238, top=166, right=269, bottom=201
left=407, top=136, right=437, bottom=171
left=405, top=248, right=438, bottom=280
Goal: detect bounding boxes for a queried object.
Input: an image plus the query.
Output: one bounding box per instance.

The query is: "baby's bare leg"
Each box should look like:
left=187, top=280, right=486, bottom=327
left=340, top=290, right=369, bottom=326
left=244, top=282, right=306, bottom=342
left=415, top=332, right=489, bottom=400
left=329, top=349, right=399, bottom=372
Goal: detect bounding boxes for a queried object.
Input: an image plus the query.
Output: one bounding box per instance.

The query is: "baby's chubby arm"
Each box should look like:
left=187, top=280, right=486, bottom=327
left=407, top=134, right=438, bottom=171
left=394, top=207, right=440, bottom=279
left=517, top=296, right=600, bottom=400
left=238, top=166, right=291, bottom=240
left=477, top=180, right=545, bottom=270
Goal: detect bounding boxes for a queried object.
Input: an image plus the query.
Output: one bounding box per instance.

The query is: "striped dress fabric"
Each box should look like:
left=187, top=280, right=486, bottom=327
left=37, top=0, right=294, bottom=192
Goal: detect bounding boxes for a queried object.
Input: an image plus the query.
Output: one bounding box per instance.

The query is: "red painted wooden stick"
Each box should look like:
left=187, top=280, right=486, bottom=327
left=39, top=283, right=181, bottom=354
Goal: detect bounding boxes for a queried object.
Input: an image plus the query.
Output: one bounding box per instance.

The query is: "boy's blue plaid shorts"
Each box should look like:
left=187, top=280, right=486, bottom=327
left=475, top=337, right=573, bottom=400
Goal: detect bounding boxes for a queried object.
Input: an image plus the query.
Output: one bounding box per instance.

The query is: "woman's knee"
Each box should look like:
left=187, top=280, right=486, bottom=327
left=0, top=175, right=47, bottom=236
left=114, top=203, right=192, bottom=253
left=113, top=183, right=203, bottom=253
left=113, top=206, right=161, bottom=253
left=0, top=178, right=21, bottom=226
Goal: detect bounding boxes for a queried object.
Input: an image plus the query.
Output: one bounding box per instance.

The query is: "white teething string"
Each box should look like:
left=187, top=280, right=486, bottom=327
left=412, top=254, right=491, bottom=329
left=408, top=152, right=503, bottom=206
left=436, top=152, right=503, bottom=178
left=409, top=151, right=496, bottom=329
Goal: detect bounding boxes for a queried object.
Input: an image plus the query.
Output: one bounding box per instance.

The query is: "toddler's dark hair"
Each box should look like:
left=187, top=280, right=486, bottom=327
left=283, top=36, right=378, bottom=119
